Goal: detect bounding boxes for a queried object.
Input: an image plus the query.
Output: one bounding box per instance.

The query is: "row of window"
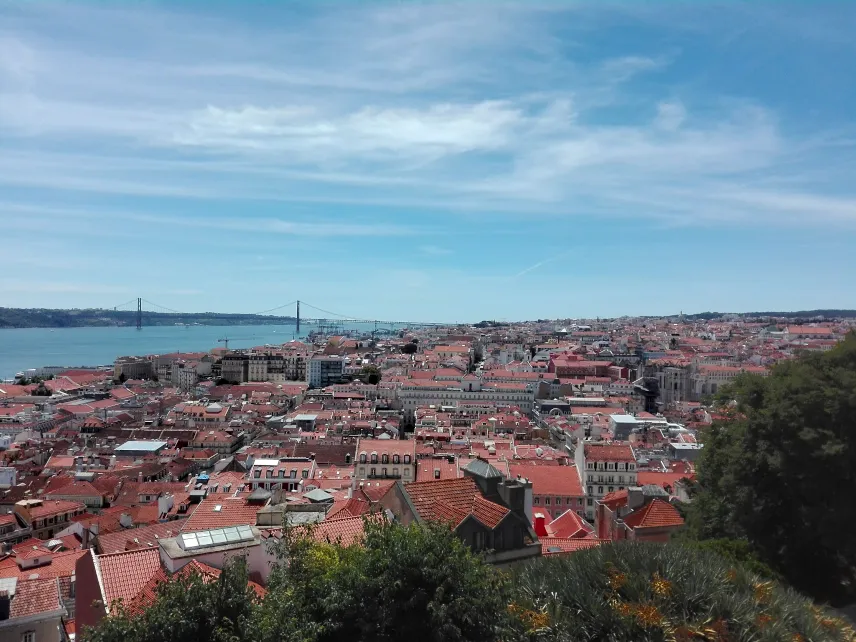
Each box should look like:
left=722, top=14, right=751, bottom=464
left=588, top=485, right=624, bottom=495
left=533, top=496, right=583, bottom=507
left=587, top=475, right=627, bottom=484
left=359, top=452, right=411, bottom=464
left=254, top=468, right=310, bottom=479
left=586, top=462, right=635, bottom=471
left=359, top=467, right=410, bottom=478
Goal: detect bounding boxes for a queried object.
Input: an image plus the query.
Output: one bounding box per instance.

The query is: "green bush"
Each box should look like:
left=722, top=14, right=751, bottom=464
left=510, top=541, right=855, bottom=642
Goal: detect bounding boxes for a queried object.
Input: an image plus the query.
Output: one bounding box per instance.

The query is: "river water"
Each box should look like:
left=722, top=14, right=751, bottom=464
left=0, top=322, right=388, bottom=379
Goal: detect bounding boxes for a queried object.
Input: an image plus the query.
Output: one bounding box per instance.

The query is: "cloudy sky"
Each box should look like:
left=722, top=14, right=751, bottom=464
left=1, top=2, right=855, bottom=321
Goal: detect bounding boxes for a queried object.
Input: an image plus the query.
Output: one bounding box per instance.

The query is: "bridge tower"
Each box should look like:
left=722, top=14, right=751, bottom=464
left=136, top=298, right=142, bottom=330
left=296, top=300, right=300, bottom=334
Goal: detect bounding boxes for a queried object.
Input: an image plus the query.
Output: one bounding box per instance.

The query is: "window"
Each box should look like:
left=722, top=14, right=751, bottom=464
left=618, top=475, right=624, bottom=483
left=382, top=468, right=388, bottom=477
left=22, top=632, right=35, bottom=642
left=302, top=469, right=309, bottom=479
left=608, top=476, right=614, bottom=483
left=474, top=531, right=485, bottom=550
left=278, top=469, right=284, bottom=478
left=587, top=486, right=593, bottom=494
left=289, top=469, right=296, bottom=478
left=403, top=469, right=410, bottom=477
left=359, top=467, right=365, bottom=476
left=359, top=453, right=366, bottom=463
left=404, top=455, right=411, bottom=464
left=393, top=454, right=400, bottom=464
left=555, top=497, right=561, bottom=506
left=393, top=467, right=399, bottom=476
left=371, top=453, right=378, bottom=464
left=382, top=454, right=389, bottom=464
left=533, top=497, right=540, bottom=505
left=370, top=467, right=376, bottom=477
left=545, top=497, right=551, bottom=505
left=587, top=498, right=593, bottom=506
left=608, top=486, right=614, bottom=493
left=265, top=470, right=272, bottom=478
left=598, top=486, right=603, bottom=494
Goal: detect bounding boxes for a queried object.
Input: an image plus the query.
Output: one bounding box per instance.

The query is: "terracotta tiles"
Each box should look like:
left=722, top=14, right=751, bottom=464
left=9, top=578, right=61, bottom=618
left=0, top=549, right=87, bottom=580
left=585, top=443, right=636, bottom=463
left=404, top=477, right=510, bottom=529
left=540, top=537, right=602, bottom=555
left=623, top=499, right=684, bottom=530
left=96, top=519, right=188, bottom=554
left=180, top=494, right=262, bottom=533
left=95, top=548, right=162, bottom=611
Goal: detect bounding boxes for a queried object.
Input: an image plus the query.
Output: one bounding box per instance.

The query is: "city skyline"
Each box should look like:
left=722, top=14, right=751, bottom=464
left=2, top=2, right=856, bottom=319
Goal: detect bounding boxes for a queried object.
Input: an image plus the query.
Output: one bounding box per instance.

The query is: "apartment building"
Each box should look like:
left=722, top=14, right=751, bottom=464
left=397, top=377, right=536, bottom=419
left=113, top=356, right=153, bottom=380
left=574, top=442, right=637, bottom=519
left=220, top=353, right=249, bottom=384
left=307, top=356, right=345, bottom=388
left=354, top=438, right=417, bottom=482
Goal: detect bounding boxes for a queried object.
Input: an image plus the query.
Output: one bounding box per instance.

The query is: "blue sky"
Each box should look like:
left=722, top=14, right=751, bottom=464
left=1, top=2, right=855, bottom=322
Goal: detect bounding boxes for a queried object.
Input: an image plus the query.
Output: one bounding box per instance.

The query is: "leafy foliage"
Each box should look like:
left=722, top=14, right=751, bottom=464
left=511, top=541, right=855, bottom=642
left=358, top=365, right=382, bottom=385
left=402, top=341, right=418, bottom=354
left=687, top=332, right=856, bottom=604
left=84, top=557, right=259, bottom=642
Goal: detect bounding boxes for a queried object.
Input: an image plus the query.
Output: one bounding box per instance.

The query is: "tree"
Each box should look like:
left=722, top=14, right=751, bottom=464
left=511, top=541, right=855, bottom=641
left=83, top=557, right=260, bottom=642
left=359, top=365, right=381, bottom=385
left=257, top=519, right=514, bottom=642
left=686, top=332, right=856, bottom=604
left=402, top=342, right=418, bottom=355
left=118, top=372, right=127, bottom=383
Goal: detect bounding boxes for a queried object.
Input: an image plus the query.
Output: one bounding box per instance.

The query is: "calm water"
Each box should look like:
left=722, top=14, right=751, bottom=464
left=0, top=323, right=387, bottom=379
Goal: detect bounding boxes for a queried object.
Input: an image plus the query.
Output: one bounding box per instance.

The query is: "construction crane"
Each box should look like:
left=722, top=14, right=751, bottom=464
left=218, top=337, right=230, bottom=350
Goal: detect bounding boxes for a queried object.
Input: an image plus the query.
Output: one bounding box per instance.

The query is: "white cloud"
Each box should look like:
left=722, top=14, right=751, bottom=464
left=655, top=101, right=687, bottom=131
left=0, top=1, right=853, bottom=231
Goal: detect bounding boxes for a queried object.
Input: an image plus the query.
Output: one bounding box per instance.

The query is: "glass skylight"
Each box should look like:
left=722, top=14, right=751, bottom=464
left=180, top=525, right=255, bottom=550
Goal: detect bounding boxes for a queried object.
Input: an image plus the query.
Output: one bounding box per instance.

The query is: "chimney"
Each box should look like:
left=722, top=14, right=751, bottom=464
left=137, top=471, right=143, bottom=483
left=627, top=486, right=645, bottom=510
left=533, top=512, right=548, bottom=537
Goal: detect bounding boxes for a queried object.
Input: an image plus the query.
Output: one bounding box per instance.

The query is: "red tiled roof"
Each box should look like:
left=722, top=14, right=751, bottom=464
left=21, top=500, right=86, bottom=520
left=45, top=480, right=103, bottom=498
left=95, top=548, right=162, bottom=611
left=404, top=477, right=510, bottom=529
left=636, top=471, right=694, bottom=492
left=96, top=520, right=188, bottom=554
left=509, top=464, right=582, bottom=498
left=546, top=509, right=593, bottom=539
left=600, top=489, right=628, bottom=510
left=181, top=494, right=262, bottom=533
left=0, top=549, right=87, bottom=580
left=541, top=537, right=602, bottom=555
left=623, top=499, right=684, bottom=530
left=585, top=443, right=635, bottom=463
left=9, top=578, right=61, bottom=618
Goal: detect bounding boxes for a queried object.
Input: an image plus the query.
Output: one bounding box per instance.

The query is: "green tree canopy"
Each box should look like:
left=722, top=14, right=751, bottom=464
left=687, top=332, right=856, bottom=604
left=358, top=365, right=382, bottom=385
left=402, top=342, right=418, bottom=354
left=83, top=557, right=259, bottom=642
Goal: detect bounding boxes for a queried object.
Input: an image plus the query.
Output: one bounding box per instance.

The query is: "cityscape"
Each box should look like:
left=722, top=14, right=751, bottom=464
left=2, top=0, right=855, bottom=640
left=1, top=312, right=855, bottom=639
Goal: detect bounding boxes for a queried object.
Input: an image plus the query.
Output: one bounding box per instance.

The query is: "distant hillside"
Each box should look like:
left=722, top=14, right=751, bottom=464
left=683, top=309, right=856, bottom=320
left=0, top=308, right=296, bottom=329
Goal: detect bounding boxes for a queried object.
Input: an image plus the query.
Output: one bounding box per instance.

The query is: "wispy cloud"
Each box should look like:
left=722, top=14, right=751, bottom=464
left=513, top=250, right=573, bottom=278
left=419, top=245, right=453, bottom=256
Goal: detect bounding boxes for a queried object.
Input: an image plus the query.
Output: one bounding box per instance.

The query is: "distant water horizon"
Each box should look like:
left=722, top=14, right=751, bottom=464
left=0, top=323, right=388, bottom=380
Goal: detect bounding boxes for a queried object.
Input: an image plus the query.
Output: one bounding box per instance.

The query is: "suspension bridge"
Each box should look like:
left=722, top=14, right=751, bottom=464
left=107, top=298, right=456, bottom=333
